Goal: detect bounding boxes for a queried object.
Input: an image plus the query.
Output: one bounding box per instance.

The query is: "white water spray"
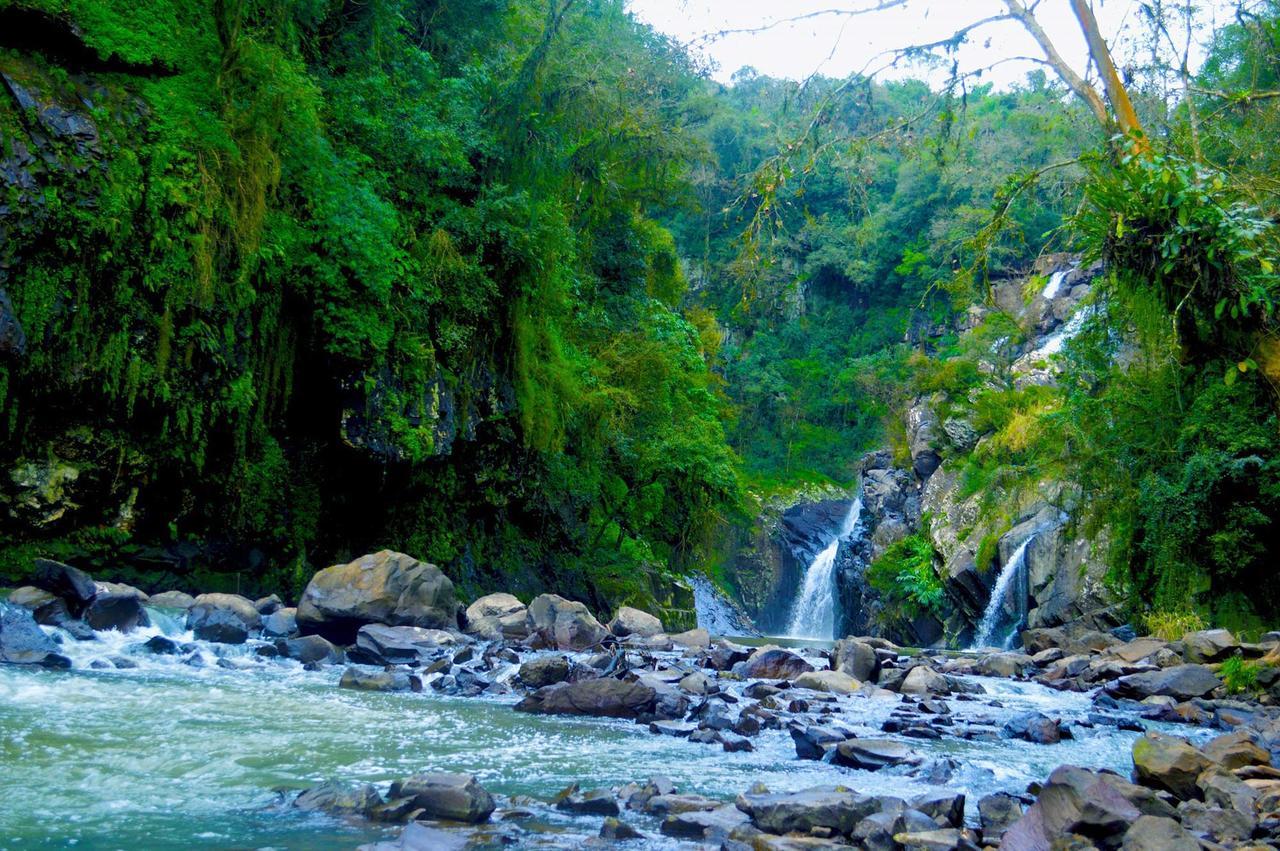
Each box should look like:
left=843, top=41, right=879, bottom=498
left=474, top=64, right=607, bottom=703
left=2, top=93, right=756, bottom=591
left=784, top=498, right=862, bottom=640
left=1040, top=268, right=1069, bottom=301
left=972, top=535, right=1034, bottom=649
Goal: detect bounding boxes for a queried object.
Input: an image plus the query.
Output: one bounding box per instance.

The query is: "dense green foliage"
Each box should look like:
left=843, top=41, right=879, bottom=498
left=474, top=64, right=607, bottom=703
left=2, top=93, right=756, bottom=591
left=0, top=0, right=737, bottom=613
left=865, top=529, right=944, bottom=624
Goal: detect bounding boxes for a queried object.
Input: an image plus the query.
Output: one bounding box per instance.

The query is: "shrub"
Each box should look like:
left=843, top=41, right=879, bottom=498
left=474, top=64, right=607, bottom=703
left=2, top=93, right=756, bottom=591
left=1219, top=655, right=1261, bottom=695
left=1143, top=609, right=1207, bottom=641
left=867, top=532, right=945, bottom=618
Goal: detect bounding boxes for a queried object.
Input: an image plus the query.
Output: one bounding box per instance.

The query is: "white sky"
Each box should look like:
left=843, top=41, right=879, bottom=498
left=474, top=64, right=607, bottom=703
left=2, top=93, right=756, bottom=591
left=626, top=0, right=1233, bottom=88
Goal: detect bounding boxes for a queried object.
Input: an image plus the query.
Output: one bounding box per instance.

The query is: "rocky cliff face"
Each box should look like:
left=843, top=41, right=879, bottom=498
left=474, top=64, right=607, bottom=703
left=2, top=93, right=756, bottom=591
left=833, top=257, right=1121, bottom=647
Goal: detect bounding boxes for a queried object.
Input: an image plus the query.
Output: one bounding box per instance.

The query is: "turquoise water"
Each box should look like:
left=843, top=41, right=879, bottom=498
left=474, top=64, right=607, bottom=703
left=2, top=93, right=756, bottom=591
left=0, top=611, right=1197, bottom=849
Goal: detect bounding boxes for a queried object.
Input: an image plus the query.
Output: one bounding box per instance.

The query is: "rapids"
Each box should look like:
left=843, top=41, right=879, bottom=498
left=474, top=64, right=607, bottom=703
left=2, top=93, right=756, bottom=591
left=0, top=608, right=1209, bottom=849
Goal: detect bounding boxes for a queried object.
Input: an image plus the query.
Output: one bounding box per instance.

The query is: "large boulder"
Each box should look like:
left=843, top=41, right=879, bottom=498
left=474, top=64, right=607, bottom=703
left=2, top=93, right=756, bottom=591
left=1132, top=732, right=1214, bottom=800
left=32, top=558, right=96, bottom=615
left=262, top=607, right=298, bottom=637
left=278, top=635, right=345, bottom=665
left=148, top=590, right=196, bottom=610
left=0, top=602, right=70, bottom=667
left=899, top=665, right=950, bottom=696
left=1120, top=815, right=1200, bottom=851
left=736, top=788, right=881, bottom=836
left=608, top=606, right=664, bottom=638
left=1000, top=766, right=1143, bottom=850
left=514, top=678, right=656, bottom=719
left=187, top=593, right=262, bottom=644
left=833, top=638, right=880, bottom=682
left=737, top=647, right=815, bottom=680
left=793, top=670, right=861, bottom=695
left=834, top=739, right=920, bottom=771
left=1109, top=664, right=1221, bottom=701
left=297, top=551, right=458, bottom=643
left=387, top=772, right=495, bottom=823
left=338, top=667, right=417, bottom=692
left=84, top=582, right=148, bottom=633
left=526, top=594, right=608, bottom=651
left=355, top=624, right=456, bottom=665
left=294, top=782, right=383, bottom=818
left=518, top=656, right=572, bottom=688
left=8, top=586, right=70, bottom=625
left=462, top=593, right=528, bottom=640
left=1181, top=629, right=1237, bottom=663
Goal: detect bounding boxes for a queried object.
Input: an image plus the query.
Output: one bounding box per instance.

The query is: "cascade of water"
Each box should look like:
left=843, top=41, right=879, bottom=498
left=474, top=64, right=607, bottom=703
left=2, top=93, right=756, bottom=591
left=1040, top=268, right=1069, bottom=301
left=972, top=534, right=1035, bottom=649
left=784, top=498, right=862, bottom=640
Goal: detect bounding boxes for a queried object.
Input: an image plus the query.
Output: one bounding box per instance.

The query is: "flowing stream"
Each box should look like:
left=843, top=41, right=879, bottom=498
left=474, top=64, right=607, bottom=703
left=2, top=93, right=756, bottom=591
left=972, top=535, right=1034, bottom=649
left=784, top=498, right=862, bottom=640
left=0, top=605, right=1210, bottom=850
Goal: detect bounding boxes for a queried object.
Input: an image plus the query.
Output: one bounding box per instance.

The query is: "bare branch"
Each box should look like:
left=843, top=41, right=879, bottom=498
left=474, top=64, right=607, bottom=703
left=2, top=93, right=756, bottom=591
left=1002, top=0, right=1111, bottom=129
left=688, top=1, right=909, bottom=47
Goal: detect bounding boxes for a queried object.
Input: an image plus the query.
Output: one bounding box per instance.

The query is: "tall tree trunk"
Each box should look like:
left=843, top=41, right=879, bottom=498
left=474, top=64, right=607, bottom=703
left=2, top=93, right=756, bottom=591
left=1069, top=0, right=1148, bottom=149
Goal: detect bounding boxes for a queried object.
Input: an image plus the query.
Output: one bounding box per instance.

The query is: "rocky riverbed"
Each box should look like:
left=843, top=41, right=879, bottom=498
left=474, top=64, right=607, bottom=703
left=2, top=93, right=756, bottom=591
left=2, top=551, right=1279, bottom=850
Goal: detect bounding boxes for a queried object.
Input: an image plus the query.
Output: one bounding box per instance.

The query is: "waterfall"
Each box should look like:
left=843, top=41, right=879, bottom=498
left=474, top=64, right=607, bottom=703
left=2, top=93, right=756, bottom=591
left=1040, top=268, right=1069, bottom=301
left=784, top=498, right=862, bottom=640
left=972, top=534, right=1035, bottom=649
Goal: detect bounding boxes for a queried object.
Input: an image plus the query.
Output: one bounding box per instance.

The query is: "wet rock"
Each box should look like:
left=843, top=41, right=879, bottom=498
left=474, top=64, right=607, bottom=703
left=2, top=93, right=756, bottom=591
left=669, top=628, right=711, bottom=650
left=644, top=793, right=720, bottom=815
left=911, top=791, right=965, bottom=828
left=514, top=678, right=656, bottom=719
left=1119, top=815, right=1198, bottom=851
left=1203, top=730, right=1271, bottom=769
left=294, top=781, right=383, bottom=817
left=186, top=593, right=262, bottom=644
left=703, top=639, right=751, bottom=671
left=789, top=724, right=847, bottom=760
left=463, top=593, right=528, bottom=640
left=278, top=635, right=344, bottom=665
left=1181, top=629, right=1237, bottom=664
left=59, top=619, right=95, bottom=641
left=892, top=828, right=975, bottom=850
left=974, top=652, right=1034, bottom=679
left=32, top=558, right=96, bottom=614
left=678, top=671, right=714, bottom=695
left=0, top=602, right=70, bottom=667
left=354, top=624, right=455, bottom=665
left=148, top=590, right=195, bottom=610
left=977, top=792, right=1022, bottom=842
left=556, top=786, right=620, bottom=816
left=358, top=822, right=468, bottom=851
left=1106, top=638, right=1166, bottom=664
left=1003, top=712, right=1067, bottom=744
left=600, top=817, right=643, bottom=840
left=388, top=772, right=496, bottom=823
left=834, top=637, right=880, bottom=682
left=834, top=739, right=920, bottom=771
left=526, top=594, right=608, bottom=651
left=8, top=586, right=70, bottom=625
left=721, top=732, right=754, bottom=753
left=1132, top=732, right=1214, bottom=800
left=254, top=594, right=283, bottom=615
left=262, top=607, right=298, bottom=637
left=143, top=635, right=179, bottom=654
left=297, top=550, right=458, bottom=643
left=660, top=804, right=750, bottom=840
left=737, top=647, right=814, bottom=680
left=1001, top=766, right=1141, bottom=850
left=338, top=666, right=416, bottom=692
left=608, top=606, right=664, bottom=638
left=1109, top=664, right=1221, bottom=701
left=518, top=655, right=571, bottom=688
left=84, top=582, right=148, bottom=633
left=736, top=788, right=880, bottom=836
left=1177, top=798, right=1254, bottom=841
left=793, top=669, right=860, bottom=695
left=900, top=666, right=950, bottom=696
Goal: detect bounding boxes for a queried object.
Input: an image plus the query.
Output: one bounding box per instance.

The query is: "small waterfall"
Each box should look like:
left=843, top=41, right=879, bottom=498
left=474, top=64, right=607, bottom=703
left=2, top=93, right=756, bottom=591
left=784, top=498, right=862, bottom=640
left=1040, top=268, right=1069, bottom=301
left=972, top=534, right=1035, bottom=649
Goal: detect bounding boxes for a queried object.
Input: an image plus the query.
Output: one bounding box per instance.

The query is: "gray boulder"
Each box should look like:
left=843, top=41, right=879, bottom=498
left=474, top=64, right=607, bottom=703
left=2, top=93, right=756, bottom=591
left=0, top=602, right=70, bottom=667
left=977, top=793, right=1022, bottom=842
left=834, top=739, right=920, bottom=771
left=736, top=788, right=881, bottom=836
left=148, top=590, right=196, bottom=610
left=297, top=550, right=458, bottom=643
left=1110, top=664, right=1221, bottom=701
left=1132, top=732, right=1213, bottom=800
left=278, top=635, right=344, bottom=665
left=187, top=593, right=262, bottom=644
left=8, top=586, right=70, bottom=625
left=737, top=647, right=815, bottom=680
left=32, top=558, right=96, bottom=614
left=355, top=624, right=456, bottom=665
left=84, top=582, right=148, bottom=633
left=387, top=772, right=495, bottom=823
left=526, top=594, right=608, bottom=651
left=462, top=592, right=528, bottom=640
left=1181, top=629, right=1237, bottom=664
left=514, top=678, right=656, bottom=719
left=262, top=607, right=298, bottom=637
left=294, top=781, right=383, bottom=817
left=338, top=667, right=417, bottom=692
left=833, top=637, right=880, bottom=682
left=1120, top=815, right=1199, bottom=851
left=608, top=606, right=664, bottom=638
left=518, top=656, right=571, bottom=688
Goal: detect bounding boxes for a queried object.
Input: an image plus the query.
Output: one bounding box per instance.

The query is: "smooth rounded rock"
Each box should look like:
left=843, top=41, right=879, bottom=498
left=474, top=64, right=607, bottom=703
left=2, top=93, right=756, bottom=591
left=387, top=772, right=495, bottom=823
left=297, top=551, right=457, bottom=643
left=608, top=606, right=664, bottom=638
